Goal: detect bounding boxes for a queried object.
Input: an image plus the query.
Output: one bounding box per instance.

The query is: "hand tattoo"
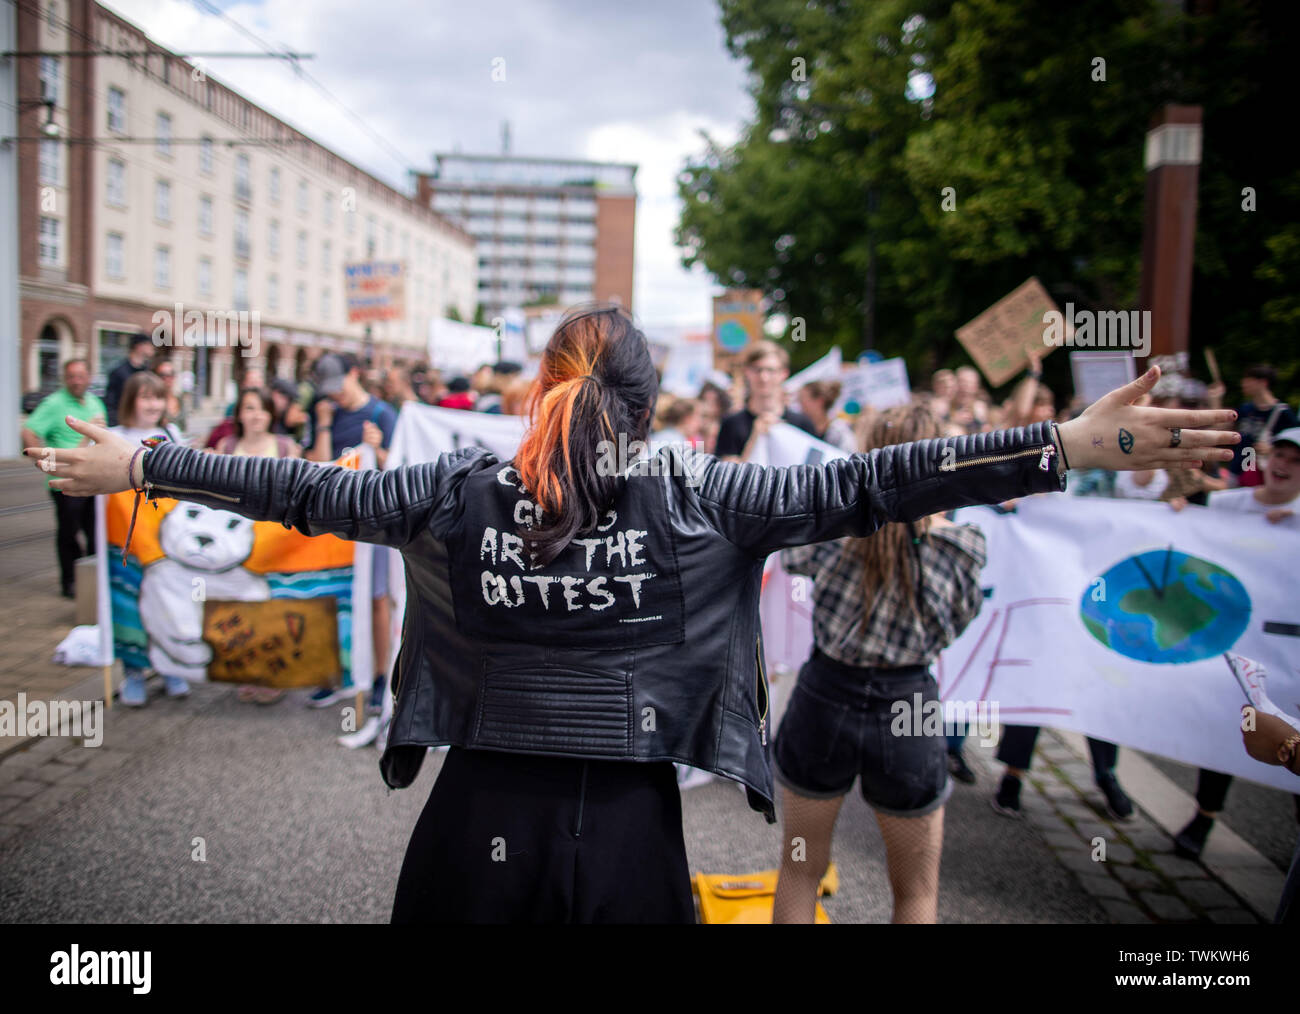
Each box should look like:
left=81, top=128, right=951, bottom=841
left=1118, top=428, right=1134, bottom=454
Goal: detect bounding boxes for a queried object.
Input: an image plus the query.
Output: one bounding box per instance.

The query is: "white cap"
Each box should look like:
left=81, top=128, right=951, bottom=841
left=1271, top=427, right=1300, bottom=450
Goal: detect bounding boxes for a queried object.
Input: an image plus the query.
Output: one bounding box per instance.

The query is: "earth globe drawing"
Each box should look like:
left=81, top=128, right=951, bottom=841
left=1079, top=548, right=1251, bottom=664
left=717, top=320, right=750, bottom=352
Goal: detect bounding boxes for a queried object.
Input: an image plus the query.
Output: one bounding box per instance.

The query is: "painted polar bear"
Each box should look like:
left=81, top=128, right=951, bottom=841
left=138, top=503, right=270, bottom=681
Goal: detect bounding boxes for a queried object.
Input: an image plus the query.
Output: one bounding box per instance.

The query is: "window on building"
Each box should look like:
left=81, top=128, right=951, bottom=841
left=234, top=209, right=250, bottom=259
left=154, top=179, right=171, bottom=223
left=105, top=232, right=124, bottom=280
left=38, top=217, right=60, bottom=266
left=297, top=230, right=308, bottom=268
left=234, top=153, right=251, bottom=201
left=199, top=136, right=213, bottom=174
left=198, top=195, right=213, bottom=236
left=156, top=112, right=172, bottom=156
left=39, top=56, right=60, bottom=105
left=323, top=191, right=333, bottom=226
left=198, top=257, right=212, bottom=297
left=295, top=282, right=306, bottom=315
left=47, top=3, right=57, bottom=30
left=320, top=288, right=330, bottom=318
left=234, top=268, right=249, bottom=310
left=366, top=215, right=376, bottom=257
left=297, top=179, right=308, bottom=216
left=270, top=167, right=281, bottom=204
left=267, top=274, right=279, bottom=310
left=154, top=245, right=171, bottom=289
left=268, top=219, right=280, bottom=258
left=106, top=158, right=126, bottom=207
left=321, top=239, right=331, bottom=272
left=345, top=205, right=355, bottom=237
left=384, top=223, right=393, bottom=254
left=38, top=139, right=61, bottom=185
left=107, top=86, right=125, bottom=133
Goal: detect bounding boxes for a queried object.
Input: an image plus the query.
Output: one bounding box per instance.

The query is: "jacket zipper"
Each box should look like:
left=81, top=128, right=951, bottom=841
left=754, top=636, right=769, bottom=746
left=948, top=444, right=1055, bottom=472
left=145, top=480, right=242, bottom=503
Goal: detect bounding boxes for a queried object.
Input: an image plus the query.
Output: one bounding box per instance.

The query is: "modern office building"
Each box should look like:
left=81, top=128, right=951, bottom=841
left=413, top=153, right=636, bottom=320
left=15, top=0, right=476, bottom=407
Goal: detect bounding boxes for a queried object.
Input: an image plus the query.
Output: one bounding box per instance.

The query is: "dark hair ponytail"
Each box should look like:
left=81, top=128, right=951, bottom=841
left=513, top=304, right=658, bottom=566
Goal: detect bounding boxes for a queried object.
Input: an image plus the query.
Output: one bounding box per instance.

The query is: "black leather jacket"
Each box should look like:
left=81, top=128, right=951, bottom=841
left=141, top=422, right=1066, bottom=821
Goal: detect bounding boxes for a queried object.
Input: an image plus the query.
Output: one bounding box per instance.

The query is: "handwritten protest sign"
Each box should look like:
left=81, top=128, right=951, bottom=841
left=955, top=277, right=1060, bottom=386
left=203, top=597, right=340, bottom=688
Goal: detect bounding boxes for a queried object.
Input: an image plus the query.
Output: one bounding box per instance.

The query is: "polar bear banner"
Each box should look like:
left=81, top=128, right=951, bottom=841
left=139, top=504, right=270, bottom=680
left=97, top=451, right=369, bottom=691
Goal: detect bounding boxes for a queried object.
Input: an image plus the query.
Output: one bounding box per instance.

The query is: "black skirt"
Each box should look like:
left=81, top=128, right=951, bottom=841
left=390, top=746, right=696, bottom=923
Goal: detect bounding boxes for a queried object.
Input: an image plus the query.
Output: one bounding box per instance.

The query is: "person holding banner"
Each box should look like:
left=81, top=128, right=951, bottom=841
left=216, top=386, right=301, bottom=705
left=715, top=341, right=818, bottom=462
left=771, top=404, right=988, bottom=923
left=28, top=303, right=1242, bottom=923
left=107, top=371, right=186, bottom=707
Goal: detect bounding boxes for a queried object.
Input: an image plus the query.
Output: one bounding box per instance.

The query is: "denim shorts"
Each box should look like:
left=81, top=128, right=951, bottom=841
left=773, top=649, right=952, bottom=817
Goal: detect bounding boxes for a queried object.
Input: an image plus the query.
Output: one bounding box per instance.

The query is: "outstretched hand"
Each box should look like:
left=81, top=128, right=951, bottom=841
left=23, top=416, right=137, bottom=495
left=1056, top=367, right=1239, bottom=472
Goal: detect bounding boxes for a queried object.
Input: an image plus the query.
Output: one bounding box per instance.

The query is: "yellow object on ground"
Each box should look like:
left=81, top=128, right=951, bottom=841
left=693, top=864, right=837, bottom=924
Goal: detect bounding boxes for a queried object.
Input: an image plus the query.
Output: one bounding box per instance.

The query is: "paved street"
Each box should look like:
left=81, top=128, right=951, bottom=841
left=0, top=458, right=1292, bottom=923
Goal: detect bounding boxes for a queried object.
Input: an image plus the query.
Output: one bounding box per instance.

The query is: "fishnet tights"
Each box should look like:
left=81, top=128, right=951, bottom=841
left=771, top=787, right=944, bottom=923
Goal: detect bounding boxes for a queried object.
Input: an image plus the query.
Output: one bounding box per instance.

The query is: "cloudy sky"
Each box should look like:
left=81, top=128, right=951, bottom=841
left=102, top=0, right=754, bottom=327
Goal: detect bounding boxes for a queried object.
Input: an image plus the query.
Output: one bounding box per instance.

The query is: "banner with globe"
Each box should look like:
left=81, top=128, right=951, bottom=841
left=941, top=494, right=1300, bottom=791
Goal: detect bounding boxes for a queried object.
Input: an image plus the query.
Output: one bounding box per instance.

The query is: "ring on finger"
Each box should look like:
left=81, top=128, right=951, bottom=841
left=1168, top=427, right=1182, bottom=449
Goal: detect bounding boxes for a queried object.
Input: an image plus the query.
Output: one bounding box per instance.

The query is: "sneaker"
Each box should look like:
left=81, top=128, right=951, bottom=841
left=1096, top=772, right=1133, bottom=821
left=163, top=676, right=191, bottom=699
left=1174, top=812, right=1214, bottom=860
left=338, top=715, right=381, bottom=749
left=948, top=749, right=977, bottom=785
left=990, top=773, right=1022, bottom=818
left=306, top=687, right=352, bottom=709
left=367, top=674, right=387, bottom=716
left=120, top=674, right=148, bottom=708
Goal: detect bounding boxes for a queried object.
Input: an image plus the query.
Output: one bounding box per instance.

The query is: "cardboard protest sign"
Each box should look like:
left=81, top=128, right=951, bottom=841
left=203, top=597, right=341, bottom=688
left=955, top=277, right=1060, bottom=386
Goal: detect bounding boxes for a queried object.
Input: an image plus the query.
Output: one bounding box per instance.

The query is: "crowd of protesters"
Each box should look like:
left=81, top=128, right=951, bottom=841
left=18, top=330, right=1300, bottom=923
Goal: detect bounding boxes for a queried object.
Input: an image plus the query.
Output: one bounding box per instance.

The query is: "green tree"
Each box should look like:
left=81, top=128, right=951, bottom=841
left=679, top=0, right=1299, bottom=396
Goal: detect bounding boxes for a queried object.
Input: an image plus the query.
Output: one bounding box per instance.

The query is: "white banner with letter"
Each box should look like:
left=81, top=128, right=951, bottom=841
left=940, top=495, right=1300, bottom=791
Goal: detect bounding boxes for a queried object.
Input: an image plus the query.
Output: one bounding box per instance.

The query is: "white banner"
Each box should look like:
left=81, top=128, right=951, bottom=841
left=660, top=339, right=715, bottom=398
left=428, top=317, right=499, bottom=376
left=784, top=347, right=842, bottom=393
left=940, top=495, right=1300, bottom=791
left=748, top=423, right=848, bottom=679
left=834, top=357, right=911, bottom=415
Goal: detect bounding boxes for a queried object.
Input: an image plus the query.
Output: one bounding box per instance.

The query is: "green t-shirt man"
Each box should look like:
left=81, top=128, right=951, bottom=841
left=26, top=387, right=107, bottom=449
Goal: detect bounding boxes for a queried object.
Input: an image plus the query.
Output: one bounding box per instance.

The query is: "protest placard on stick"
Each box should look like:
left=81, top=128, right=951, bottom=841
left=955, top=277, right=1060, bottom=386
